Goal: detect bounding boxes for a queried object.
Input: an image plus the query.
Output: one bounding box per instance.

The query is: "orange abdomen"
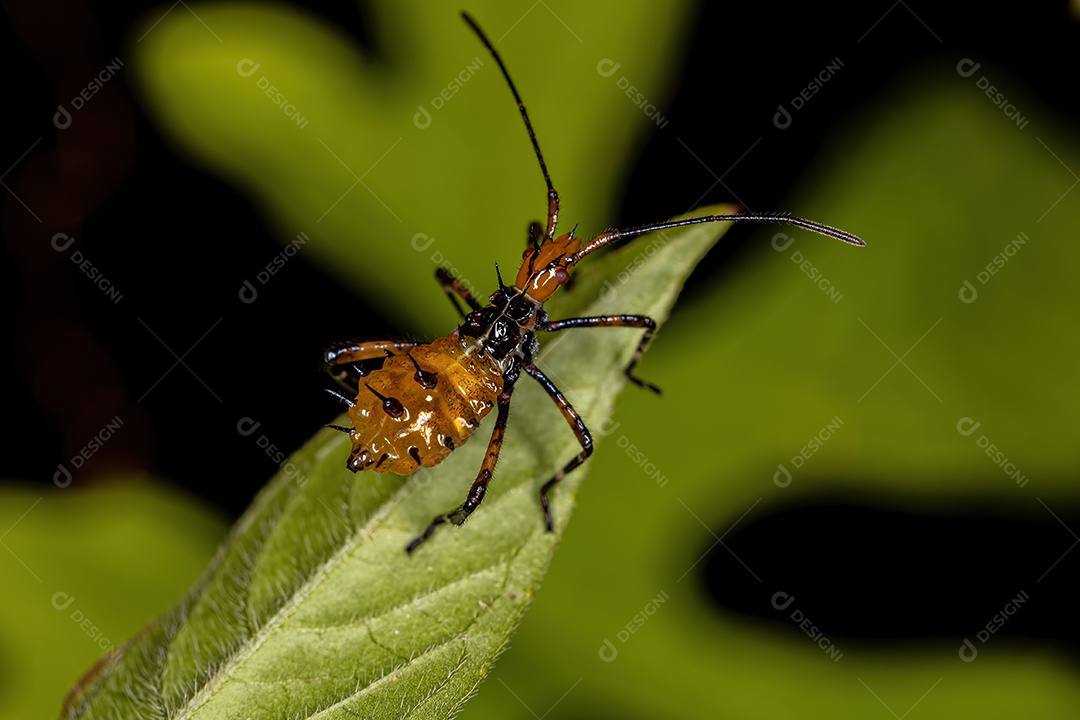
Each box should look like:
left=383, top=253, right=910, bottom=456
left=346, top=336, right=503, bottom=474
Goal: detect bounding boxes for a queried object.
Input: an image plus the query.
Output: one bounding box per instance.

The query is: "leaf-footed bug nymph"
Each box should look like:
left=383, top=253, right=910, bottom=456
left=323, top=12, right=865, bottom=553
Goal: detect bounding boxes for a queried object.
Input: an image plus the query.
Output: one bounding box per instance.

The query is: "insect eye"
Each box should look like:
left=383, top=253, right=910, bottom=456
left=522, top=248, right=535, bottom=260
left=554, top=267, right=570, bottom=284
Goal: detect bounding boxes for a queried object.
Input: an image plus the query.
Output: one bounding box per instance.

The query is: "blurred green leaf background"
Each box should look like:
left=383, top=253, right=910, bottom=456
left=3, top=1, right=1079, bottom=718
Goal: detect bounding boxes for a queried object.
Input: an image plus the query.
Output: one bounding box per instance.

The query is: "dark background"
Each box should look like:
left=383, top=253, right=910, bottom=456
left=3, top=0, right=1078, bottom=659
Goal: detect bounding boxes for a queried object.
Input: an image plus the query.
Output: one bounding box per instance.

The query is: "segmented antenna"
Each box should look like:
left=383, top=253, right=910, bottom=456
left=461, top=12, right=561, bottom=245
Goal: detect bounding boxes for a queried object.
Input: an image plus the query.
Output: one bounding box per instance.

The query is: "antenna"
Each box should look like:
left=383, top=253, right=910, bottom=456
left=461, top=12, right=561, bottom=247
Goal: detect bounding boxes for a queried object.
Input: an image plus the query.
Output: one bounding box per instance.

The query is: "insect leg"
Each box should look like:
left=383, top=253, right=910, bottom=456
left=523, top=363, right=593, bottom=531
left=539, top=315, right=660, bottom=394
left=323, top=340, right=423, bottom=390
left=435, top=267, right=482, bottom=318
left=406, top=376, right=518, bottom=553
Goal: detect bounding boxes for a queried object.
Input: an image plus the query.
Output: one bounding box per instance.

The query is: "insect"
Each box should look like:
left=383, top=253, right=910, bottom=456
left=323, top=12, right=865, bottom=553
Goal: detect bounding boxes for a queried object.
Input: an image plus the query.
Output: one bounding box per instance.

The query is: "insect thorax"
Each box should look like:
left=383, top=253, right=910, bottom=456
left=456, top=285, right=544, bottom=380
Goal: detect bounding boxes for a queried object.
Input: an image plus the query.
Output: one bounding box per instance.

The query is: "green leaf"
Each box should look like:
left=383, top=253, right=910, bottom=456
left=61, top=206, right=734, bottom=719
left=460, top=79, right=1080, bottom=719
